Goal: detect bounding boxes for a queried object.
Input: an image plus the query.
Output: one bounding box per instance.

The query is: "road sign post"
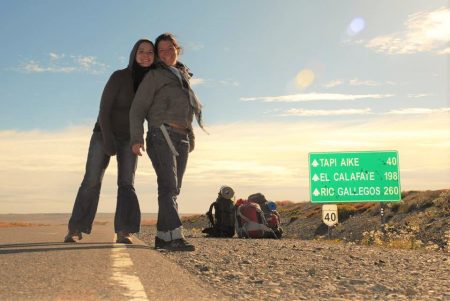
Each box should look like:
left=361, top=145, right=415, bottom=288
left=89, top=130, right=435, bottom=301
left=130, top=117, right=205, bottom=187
left=322, top=204, right=338, bottom=239
left=309, top=151, right=401, bottom=203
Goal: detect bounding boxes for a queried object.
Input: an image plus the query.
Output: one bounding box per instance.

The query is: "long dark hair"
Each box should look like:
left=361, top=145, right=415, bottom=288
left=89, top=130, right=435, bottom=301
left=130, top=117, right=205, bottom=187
left=130, top=39, right=155, bottom=91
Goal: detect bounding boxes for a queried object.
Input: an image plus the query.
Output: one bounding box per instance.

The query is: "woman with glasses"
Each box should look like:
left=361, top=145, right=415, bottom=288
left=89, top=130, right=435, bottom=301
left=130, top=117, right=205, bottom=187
left=65, top=39, right=155, bottom=244
left=130, top=33, right=204, bottom=251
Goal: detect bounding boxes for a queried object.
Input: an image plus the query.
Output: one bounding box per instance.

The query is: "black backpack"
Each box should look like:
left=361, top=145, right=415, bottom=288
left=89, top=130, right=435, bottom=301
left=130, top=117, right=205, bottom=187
left=203, top=187, right=236, bottom=238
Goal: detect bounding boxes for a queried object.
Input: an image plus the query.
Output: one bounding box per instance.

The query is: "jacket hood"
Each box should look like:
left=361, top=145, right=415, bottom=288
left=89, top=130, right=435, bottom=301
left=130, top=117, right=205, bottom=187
left=128, top=39, right=153, bottom=70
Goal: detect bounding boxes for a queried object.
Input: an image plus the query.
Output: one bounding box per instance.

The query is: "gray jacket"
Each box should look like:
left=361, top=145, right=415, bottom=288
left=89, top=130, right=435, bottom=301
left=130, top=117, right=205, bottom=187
left=129, top=62, right=200, bottom=145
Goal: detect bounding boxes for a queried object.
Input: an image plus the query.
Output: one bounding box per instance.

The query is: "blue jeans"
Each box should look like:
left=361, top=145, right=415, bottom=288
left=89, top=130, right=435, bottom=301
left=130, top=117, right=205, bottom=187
left=68, top=131, right=141, bottom=234
left=146, top=127, right=189, bottom=232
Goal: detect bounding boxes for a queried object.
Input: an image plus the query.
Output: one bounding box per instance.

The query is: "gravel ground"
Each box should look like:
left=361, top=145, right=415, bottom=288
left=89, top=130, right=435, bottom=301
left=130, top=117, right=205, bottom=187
left=138, top=227, right=450, bottom=301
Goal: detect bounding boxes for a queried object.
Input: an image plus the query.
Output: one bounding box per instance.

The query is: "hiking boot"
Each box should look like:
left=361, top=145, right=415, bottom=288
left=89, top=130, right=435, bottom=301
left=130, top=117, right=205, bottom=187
left=154, top=236, right=168, bottom=249
left=163, top=238, right=195, bottom=252
left=64, top=231, right=82, bottom=243
left=116, top=232, right=132, bottom=244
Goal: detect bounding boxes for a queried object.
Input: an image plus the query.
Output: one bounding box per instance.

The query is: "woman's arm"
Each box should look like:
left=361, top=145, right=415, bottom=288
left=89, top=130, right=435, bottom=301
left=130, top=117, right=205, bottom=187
left=129, top=71, right=156, bottom=153
left=98, top=71, right=121, bottom=156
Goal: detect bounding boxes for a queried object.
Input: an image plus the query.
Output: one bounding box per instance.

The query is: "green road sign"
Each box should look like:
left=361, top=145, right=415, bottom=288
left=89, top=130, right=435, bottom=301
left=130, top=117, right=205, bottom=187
left=309, top=151, right=401, bottom=203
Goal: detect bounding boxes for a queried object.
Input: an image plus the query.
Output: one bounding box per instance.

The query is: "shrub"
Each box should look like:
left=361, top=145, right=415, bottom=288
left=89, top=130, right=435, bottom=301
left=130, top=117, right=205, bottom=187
left=361, top=224, right=424, bottom=250
left=338, top=205, right=357, bottom=221
left=433, top=190, right=450, bottom=215
left=389, top=202, right=401, bottom=213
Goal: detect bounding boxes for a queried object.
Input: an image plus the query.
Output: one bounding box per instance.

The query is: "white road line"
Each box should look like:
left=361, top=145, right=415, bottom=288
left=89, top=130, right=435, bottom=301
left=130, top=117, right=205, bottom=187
left=110, top=239, right=149, bottom=301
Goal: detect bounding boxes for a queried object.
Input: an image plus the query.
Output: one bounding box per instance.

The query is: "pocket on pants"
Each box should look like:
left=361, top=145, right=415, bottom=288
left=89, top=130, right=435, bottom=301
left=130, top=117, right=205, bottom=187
left=147, top=128, right=166, bottom=148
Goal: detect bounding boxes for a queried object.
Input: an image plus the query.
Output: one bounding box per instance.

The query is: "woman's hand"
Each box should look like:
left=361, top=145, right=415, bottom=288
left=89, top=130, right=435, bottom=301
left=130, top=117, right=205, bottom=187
left=131, top=143, right=145, bottom=156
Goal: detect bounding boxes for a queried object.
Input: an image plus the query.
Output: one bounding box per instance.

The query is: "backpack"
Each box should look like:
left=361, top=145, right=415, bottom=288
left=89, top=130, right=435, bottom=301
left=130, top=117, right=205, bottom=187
left=235, top=199, right=280, bottom=239
left=247, top=193, right=283, bottom=238
left=202, top=186, right=236, bottom=238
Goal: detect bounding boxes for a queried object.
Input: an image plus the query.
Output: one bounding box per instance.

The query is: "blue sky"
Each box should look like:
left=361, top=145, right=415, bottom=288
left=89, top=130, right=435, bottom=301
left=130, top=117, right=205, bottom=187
left=0, top=1, right=448, bottom=213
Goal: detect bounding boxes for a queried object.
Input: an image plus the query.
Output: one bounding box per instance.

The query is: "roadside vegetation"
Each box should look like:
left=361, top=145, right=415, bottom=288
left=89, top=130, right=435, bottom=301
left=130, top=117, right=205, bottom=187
left=182, top=189, right=450, bottom=252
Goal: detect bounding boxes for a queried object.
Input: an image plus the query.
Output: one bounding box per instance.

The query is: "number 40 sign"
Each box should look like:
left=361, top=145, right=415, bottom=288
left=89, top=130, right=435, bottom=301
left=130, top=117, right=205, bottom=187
left=322, top=204, right=338, bottom=226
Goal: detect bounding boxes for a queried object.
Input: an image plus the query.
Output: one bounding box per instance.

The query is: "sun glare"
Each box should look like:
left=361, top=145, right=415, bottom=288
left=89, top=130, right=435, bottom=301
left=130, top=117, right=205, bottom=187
left=295, top=69, right=315, bottom=89
left=347, top=17, right=366, bottom=36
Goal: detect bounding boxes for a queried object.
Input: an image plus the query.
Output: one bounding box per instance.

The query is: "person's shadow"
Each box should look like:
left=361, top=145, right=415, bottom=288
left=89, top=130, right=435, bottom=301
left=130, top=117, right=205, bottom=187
left=0, top=242, right=152, bottom=255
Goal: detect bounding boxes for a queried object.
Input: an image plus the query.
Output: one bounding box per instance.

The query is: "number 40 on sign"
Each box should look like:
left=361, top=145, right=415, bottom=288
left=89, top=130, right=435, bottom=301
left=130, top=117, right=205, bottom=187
left=322, top=204, right=338, bottom=226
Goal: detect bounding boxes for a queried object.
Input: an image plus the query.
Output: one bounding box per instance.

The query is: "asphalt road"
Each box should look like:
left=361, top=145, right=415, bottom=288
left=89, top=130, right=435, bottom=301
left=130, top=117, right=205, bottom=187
left=0, top=215, right=223, bottom=301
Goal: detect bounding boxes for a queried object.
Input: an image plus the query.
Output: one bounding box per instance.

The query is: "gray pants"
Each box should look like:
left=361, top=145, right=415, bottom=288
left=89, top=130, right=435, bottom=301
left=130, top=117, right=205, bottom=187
left=146, top=127, right=189, bottom=232
left=68, top=132, right=141, bottom=234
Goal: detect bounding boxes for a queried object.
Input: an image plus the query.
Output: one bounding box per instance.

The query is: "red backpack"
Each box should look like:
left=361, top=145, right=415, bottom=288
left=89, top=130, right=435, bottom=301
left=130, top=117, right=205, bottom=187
left=235, top=199, right=279, bottom=238
left=247, top=193, right=283, bottom=238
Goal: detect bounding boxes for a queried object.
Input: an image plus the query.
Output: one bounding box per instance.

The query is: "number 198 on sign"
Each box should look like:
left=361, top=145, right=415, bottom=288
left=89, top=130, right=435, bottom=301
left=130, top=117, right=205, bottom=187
left=384, top=171, right=399, bottom=180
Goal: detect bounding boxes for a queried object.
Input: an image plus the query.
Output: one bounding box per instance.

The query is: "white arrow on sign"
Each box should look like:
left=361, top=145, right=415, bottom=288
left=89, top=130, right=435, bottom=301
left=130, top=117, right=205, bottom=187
left=312, top=174, right=319, bottom=182
left=312, top=160, right=319, bottom=167
left=313, top=189, right=320, bottom=196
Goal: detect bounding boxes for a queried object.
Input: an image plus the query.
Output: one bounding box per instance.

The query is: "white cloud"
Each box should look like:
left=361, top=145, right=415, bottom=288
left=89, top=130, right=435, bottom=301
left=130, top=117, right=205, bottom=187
left=1, top=112, right=449, bottom=213
left=190, top=77, right=206, bottom=86
left=281, top=108, right=372, bottom=117
left=386, top=107, right=450, bottom=115
left=279, top=106, right=448, bottom=117
left=19, top=60, right=76, bottom=73
left=365, top=7, right=450, bottom=54
left=189, top=78, right=240, bottom=87
left=324, top=80, right=344, bottom=88
left=241, top=93, right=394, bottom=102
left=17, top=52, right=109, bottom=74
left=407, top=93, right=431, bottom=98
left=49, top=52, right=65, bottom=60
left=324, top=79, right=396, bottom=89
left=71, top=55, right=108, bottom=74
left=75, top=56, right=96, bottom=68
left=349, top=79, right=379, bottom=86
left=437, top=47, right=450, bottom=55
left=218, top=80, right=240, bottom=87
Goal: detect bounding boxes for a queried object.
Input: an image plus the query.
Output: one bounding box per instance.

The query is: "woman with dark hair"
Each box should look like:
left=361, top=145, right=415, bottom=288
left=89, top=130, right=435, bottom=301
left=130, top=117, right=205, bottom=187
left=130, top=33, right=204, bottom=251
left=65, top=39, right=155, bottom=244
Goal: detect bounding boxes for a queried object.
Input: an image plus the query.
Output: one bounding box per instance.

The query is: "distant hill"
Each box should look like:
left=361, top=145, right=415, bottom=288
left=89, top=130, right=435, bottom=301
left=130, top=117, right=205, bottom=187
left=182, top=189, right=450, bottom=252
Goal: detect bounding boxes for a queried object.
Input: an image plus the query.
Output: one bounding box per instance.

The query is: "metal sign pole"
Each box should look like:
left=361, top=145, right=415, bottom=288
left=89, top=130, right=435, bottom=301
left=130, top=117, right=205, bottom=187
left=380, top=202, right=387, bottom=240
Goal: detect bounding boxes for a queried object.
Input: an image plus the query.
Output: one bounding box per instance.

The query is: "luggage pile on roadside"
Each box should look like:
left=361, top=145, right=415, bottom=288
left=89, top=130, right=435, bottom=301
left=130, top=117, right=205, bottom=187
left=202, top=186, right=283, bottom=239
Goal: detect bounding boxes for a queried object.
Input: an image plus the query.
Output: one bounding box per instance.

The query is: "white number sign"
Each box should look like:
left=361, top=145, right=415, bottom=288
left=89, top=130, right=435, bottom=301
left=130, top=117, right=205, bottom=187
left=322, top=204, right=338, bottom=226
